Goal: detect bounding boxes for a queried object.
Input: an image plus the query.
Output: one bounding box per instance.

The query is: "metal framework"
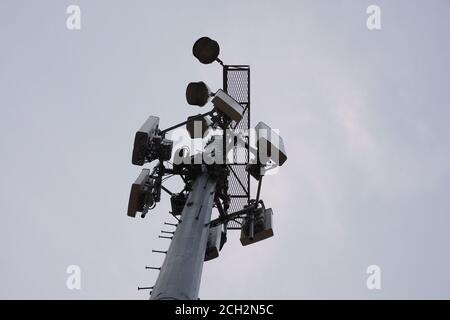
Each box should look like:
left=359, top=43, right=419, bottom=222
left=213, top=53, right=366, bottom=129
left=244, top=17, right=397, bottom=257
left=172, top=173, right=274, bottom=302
left=223, top=65, right=250, bottom=229
left=128, top=37, right=286, bottom=300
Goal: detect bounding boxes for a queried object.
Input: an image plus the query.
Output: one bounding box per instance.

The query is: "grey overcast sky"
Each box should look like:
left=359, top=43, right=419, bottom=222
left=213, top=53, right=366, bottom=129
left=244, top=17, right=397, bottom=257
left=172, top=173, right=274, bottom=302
left=1, top=0, right=450, bottom=299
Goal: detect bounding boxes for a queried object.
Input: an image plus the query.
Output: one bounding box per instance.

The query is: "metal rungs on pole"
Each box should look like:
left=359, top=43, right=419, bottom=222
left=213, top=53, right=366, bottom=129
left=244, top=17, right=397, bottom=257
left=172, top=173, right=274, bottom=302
left=150, top=171, right=216, bottom=300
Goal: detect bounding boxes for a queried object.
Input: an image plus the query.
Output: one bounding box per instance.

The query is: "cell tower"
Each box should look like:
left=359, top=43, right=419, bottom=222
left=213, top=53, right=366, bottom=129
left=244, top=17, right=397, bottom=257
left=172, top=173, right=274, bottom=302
left=128, top=37, right=288, bottom=300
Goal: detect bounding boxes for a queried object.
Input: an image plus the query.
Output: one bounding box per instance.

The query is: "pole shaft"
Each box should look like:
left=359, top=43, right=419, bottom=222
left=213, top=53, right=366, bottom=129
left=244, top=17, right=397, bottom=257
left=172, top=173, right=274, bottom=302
left=150, top=171, right=216, bottom=300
